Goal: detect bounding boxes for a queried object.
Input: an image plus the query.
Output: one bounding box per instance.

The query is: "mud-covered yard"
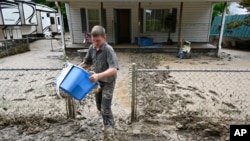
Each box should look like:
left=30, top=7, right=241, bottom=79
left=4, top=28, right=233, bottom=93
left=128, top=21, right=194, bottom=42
left=0, top=37, right=250, bottom=141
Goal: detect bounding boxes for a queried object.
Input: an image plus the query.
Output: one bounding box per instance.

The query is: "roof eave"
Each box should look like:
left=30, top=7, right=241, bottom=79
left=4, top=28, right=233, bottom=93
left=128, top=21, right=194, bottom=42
left=47, top=0, right=240, bottom=2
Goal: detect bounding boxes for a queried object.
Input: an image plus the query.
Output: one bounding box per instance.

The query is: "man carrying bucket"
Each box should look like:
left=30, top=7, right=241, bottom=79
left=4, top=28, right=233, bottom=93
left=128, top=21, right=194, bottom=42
left=79, top=25, right=119, bottom=138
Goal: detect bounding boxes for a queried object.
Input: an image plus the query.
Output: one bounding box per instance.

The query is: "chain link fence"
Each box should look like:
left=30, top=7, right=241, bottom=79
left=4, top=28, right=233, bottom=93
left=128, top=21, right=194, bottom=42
left=131, top=64, right=250, bottom=138
left=0, top=68, right=68, bottom=117
left=1, top=64, right=250, bottom=139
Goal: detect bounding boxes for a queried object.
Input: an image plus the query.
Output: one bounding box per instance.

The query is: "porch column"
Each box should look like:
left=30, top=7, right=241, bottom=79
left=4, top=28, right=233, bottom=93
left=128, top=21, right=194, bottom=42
left=138, top=2, right=141, bottom=47
left=177, top=2, right=183, bottom=47
left=100, top=2, right=104, bottom=26
left=55, top=1, right=66, bottom=56
left=218, top=2, right=227, bottom=56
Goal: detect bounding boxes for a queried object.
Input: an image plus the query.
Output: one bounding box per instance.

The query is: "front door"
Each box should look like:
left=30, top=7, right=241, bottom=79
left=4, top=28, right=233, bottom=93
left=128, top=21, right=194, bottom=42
left=114, top=9, right=131, bottom=44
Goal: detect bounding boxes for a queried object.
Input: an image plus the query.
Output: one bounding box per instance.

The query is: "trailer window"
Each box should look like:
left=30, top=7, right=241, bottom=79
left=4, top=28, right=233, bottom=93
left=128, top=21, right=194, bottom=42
left=50, top=17, right=55, bottom=25
left=57, top=17, right=60, bottom=25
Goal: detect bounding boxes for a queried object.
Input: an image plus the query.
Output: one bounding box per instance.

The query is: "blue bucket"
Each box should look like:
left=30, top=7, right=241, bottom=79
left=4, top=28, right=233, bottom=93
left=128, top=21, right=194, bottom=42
left=56, top=65, right=97, bottom=101
left=134, top=37, right=153, bottom=46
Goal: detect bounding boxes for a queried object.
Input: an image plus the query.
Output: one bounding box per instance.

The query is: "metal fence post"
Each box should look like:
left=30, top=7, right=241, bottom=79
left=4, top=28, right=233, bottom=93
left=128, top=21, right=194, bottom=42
left=26, top=37, right=29, bottom=45
left=66, top=96, right=76, bottom=119
left=131, top=63, right=137, bottom=122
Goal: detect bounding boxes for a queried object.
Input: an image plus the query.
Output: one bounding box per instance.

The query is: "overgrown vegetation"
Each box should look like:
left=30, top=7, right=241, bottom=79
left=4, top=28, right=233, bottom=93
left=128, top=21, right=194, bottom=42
left=0, top=44, right=30, bottom=58
left=240, top=0, right=250, bottom=7
left=33, top=0, right=66, bottom=16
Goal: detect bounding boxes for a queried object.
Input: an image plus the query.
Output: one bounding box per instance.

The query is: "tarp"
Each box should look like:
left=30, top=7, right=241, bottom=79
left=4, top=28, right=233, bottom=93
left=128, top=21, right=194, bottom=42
left=210, top=14, right=250, bottom=38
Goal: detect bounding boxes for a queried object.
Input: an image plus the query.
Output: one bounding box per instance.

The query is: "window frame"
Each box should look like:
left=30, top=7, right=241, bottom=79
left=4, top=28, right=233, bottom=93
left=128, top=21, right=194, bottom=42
left=86, top=8, right=101, bottom=32
left=50, top=17, right=55, bottom=25
left=143, top=8, right=177, bottom=33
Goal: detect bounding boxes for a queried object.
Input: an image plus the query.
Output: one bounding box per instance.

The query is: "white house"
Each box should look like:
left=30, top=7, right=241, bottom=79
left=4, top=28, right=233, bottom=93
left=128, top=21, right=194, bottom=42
left=48, top=0, right=239, bottom=47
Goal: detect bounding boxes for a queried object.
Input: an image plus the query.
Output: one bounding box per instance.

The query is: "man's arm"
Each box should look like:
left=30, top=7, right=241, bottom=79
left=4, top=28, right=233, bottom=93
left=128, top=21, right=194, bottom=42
left=79, top=47, right=92, bottom=69
left=89, top=45, right=118, bottom=82
left=89, top=68, right=117, bottom=82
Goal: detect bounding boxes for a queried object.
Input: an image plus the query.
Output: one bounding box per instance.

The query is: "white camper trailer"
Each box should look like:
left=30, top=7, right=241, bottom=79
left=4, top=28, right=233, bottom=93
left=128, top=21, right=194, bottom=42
left=18, top=0, right=38, bottom=38
left=0, top=1, right=22, bottom=39
left=36, top=3, right=61, bottom=37
left=0, top=0, right=61, bottom=40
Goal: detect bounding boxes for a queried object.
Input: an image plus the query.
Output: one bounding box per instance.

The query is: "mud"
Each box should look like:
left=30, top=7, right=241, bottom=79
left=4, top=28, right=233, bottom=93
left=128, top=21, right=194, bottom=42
left=1, top=36, right=250, bottom=140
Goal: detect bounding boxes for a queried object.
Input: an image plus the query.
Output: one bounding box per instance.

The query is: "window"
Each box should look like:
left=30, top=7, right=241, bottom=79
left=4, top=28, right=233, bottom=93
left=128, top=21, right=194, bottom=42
left=57, top=17, right=60, bottom=25
left=50, top=17, right=55, bottom=25
left=81, top=8, right=105, bottom=33
left=145, top=8, right=177, bottom=32
left=87, top=9, right=100, bottom=31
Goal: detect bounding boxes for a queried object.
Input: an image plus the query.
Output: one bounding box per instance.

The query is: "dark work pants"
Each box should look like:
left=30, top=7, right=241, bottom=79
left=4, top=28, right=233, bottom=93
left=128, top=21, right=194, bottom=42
left=95, top=81, right=115, bottom=126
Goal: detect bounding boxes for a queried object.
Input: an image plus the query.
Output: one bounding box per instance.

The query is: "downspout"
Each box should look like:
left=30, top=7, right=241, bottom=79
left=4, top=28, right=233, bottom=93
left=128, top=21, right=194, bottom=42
left=218, top=2, right=227, bottom=57
left=177, top=2, right=183, bottom=47
left=55, top=1, right=66, bottom=56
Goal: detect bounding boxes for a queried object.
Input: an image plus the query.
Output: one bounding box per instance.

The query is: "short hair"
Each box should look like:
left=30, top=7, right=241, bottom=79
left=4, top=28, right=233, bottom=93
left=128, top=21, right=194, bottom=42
left=91, top=25, right=106, bottom=37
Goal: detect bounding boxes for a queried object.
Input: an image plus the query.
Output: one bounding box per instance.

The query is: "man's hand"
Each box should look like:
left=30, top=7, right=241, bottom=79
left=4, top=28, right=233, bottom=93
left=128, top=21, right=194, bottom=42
left=89, top=68, right=117, bottom=82
left=79, top=62, right=88, bottom=69
left=89, top=71, right=100, bottom=82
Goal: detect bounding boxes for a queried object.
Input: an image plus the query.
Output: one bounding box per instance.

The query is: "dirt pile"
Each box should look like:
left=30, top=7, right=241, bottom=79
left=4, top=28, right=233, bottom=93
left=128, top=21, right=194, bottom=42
left=0, top=115, right=62, bottom=135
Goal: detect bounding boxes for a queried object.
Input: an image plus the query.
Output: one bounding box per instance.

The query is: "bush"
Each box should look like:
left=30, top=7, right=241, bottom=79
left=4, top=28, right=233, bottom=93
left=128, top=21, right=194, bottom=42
left=240, top=0, right=250, bottom=7
left=0, top=44, right=30, bottom=58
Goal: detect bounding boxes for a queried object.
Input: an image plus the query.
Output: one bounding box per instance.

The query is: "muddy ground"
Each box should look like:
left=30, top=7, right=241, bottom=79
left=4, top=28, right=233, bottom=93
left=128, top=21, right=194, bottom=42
left=0, top=36, right=250, bottom=140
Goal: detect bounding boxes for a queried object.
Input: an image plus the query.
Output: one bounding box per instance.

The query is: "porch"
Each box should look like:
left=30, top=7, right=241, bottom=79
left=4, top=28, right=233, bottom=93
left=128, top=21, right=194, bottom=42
left=65, top=43, right=217, bottom=55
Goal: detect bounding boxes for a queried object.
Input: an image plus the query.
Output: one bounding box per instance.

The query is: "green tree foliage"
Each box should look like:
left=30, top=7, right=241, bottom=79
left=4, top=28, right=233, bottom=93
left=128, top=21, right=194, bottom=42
left=212, top=2, right=229, bottom=21
left=32, top=0, right=66, bottom=18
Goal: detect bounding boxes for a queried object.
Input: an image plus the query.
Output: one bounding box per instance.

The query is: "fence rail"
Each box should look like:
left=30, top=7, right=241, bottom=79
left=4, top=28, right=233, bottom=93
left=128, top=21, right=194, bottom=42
left=0, top=68, right=62, bottom=71
left=137, top=69, right=250, bottom=72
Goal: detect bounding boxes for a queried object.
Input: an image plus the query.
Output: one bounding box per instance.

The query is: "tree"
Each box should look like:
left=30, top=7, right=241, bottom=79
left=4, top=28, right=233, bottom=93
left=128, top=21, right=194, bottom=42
left=212, top=2, right=229, bottom=21
left=240, top=0, right=250, bottom=7
left=32, top=0, right=66, bottom=16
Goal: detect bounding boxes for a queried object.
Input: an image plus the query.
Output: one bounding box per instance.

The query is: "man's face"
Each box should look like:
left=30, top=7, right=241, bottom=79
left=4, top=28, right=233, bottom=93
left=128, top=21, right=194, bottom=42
left=92, top=35, right=106, bottom=48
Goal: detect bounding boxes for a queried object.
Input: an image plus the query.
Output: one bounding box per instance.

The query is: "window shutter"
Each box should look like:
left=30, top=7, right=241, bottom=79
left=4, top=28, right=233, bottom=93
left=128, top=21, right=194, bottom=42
left=101, top=8, right=107, bottom=33
left=80, top=8, right=87, bottom=33
left=140, top=8, right=144, bottom=33
left=171, top=8, right=177, bottom=33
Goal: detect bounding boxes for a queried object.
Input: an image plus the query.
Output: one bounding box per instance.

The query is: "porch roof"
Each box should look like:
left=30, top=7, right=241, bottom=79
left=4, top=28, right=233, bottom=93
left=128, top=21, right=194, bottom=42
left=47, top=0, right=239, bottom=2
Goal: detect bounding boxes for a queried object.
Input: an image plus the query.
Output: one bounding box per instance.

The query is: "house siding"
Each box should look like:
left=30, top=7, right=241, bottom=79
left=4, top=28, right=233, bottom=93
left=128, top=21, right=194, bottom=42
left=181, top=2, right=213, bottom=42
left=68, top=1, right=212, bottom=44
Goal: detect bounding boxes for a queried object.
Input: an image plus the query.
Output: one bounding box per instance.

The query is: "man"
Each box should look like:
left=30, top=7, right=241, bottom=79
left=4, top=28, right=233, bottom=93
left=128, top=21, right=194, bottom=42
left=79, top=25, right=119, bottom=133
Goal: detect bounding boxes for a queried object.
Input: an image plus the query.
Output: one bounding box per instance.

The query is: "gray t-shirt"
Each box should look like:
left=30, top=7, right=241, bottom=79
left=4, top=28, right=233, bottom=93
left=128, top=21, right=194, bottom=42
left=84, top=42, right=119, bottom=83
